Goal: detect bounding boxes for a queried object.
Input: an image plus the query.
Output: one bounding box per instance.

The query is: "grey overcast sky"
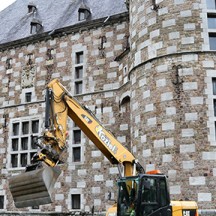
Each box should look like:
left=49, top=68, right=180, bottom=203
left=0, top=0, right=16, bottom=12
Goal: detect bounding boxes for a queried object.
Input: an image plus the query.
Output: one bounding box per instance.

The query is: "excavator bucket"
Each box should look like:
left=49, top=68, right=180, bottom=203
left=8, top=165, right=61, bottom=208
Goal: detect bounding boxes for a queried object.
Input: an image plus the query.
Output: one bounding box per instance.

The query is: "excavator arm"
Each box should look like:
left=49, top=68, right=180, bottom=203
left=9, top=79, right=144, bottom=208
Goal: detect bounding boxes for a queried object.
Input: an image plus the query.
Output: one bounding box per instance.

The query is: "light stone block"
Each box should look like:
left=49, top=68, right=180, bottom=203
left=77, top=182, right=86, bottom=188
left=202, top=60, right=214, bottom=68
left=166, top=107, right=176, bottom=115
left=180, top=10, right=192, bottom=17
left=120, top=124, right=128, bottom=131
left=181, top=129, right=194, bottom=137
left=147, top=117, right=156, bottom=126
left=109, top=167, right=119, bottom=174
left=154, top=139, right=164, bottom=148
left=185, top=113, right=198, bottom=121
left=106, top=180, right=113, bottom=187
left=180, top=144, right=195, bottom=153
left=170, top=185, right=181, bottom=194
left=182, top=37, right=194, bottom=44
left=92, top=162, right=101, bottom=169
left=145, top=104, right=154, bottom=112
left=141, top=135, right=147, bottom=143
left=92, top=187, right=100, bottom=194
left=198, top=193, right=212, bottom=202
left=156, top=78, right=166, bottom=87
left=156, top=64, right=168, bottom=73
left=161, top=92, right=173, bottom=101
left=189, top=177, right=205, bottom=185
left=143, top=149, right=151, bottom=157
left=191, top=97, right=203, bottom=105
left=183, top=82, right=197, bottom=90
left=182, top=161, right=194, bottom=169
left=91, top=151, right=101, bottom=157
left=162, top=122, right=175, bottom=131
left=162, top=19, right=176, bottom=28
left=168, top=170, right=176, bottom=179
left=55, top=194, right=64, bottom=201
left=202, top=152, right=216, bottom=160
left=139, top=78, right=147, bottom=87
left=163, top=154, right=172, bottom=162
left=143, top=90, right=150, bottom=99
left=184, top=23, right=196, bottom=30
left=165, top=138, right=174, bottom=147
left=94, top=175, right=104, bottom=181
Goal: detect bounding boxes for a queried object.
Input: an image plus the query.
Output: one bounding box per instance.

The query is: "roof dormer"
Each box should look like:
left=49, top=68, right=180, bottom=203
left=30, top=18, right=43, bottom=34
left=78, top=2, right=91, bottom=21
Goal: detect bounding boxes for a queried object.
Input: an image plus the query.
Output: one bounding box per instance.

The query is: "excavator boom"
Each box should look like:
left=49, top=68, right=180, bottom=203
left=8, top=79, right=141, bottom=208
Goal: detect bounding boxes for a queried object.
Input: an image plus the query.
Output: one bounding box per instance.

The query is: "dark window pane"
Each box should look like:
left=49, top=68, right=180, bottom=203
left=71, top=194, right=80, bottom=209
left=13, top=123, right=19, bottom=136
left=79, top=11, right=85, bottom=21
left=31, top=24, right=37, bottom=34
left=76, top=52, right=83, bottom=64
left=30, top=152, right=36, bottom=160
left=73, top=147, right=81, bottom=162
left=75, top=67, right=83, bottom=79
left=207, top=0, right=216, bottom=9
left=25, top=92, right=32, bottom=102
left=208, top=15, right=216, bottom=28
left=21, top=137, right=28, bottom=150
left=11, top=154, right=18, bottom=168
left=73, top=130, right=81, bottom=144
left=209, top=33, right=216, bottom=50
left=0, top=196, right=4, bottom=209
left=31, top=136, right=38, bottom=149
left=32, top=120, right=39, bottom=133
left=12, top=139, right=19, bottom=151
left=213, top=78, right=216, bottom=95
left=75, top=81, right=83, bottom=94
left=22, top=122, right=29, bottom=134
left=21, top=153, right=28, bottom=167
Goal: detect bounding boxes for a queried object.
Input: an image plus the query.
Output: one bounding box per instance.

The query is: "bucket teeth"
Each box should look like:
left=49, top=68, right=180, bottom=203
left=9, top=164, right=61, bottom=208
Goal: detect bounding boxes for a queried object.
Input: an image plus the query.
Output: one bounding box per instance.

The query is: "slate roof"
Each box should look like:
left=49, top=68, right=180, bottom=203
left=0, top=0, right=127, bottom=45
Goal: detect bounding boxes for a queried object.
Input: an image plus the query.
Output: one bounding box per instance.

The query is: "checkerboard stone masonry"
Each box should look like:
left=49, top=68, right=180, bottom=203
left=0, top=0, right=216, bottom=213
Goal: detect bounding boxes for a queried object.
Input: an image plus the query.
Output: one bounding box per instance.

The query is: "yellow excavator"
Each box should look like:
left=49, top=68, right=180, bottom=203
left=9, top=79, right=198, bottom=216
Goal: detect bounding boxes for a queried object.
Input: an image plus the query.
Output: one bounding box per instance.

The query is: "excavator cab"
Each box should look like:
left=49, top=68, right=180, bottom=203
left=8, top=163, right=61, bottom=208
left=117, top=174, right=172, bottom=216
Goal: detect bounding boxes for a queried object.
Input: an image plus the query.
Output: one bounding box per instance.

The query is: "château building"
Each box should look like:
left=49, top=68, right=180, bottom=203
left=0, top=0, right=216, bottom=214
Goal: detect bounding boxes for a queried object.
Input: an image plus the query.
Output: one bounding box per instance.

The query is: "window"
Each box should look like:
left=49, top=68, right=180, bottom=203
left=72, top=124, right=81, bottom=162
left=75, top=81, right=83, bottom=95
left=207, top=0, right=216, bottom=9
left=208, top=14, right=216, bottom=28
left=9, top=118, right=40, bottom=168
left=75, top=67, right=83, bottom=79
left=25, top=92, right=32, bottom=102
left=76, top=52, right=83, bottom=64
left=73, top=130, right=81, bottom=144
left=209, top=33, right=216, bottom=50
left=214, top=99, right=216, bottom=116
left=74, top=51, right=84, bottom=95
left=212, top=78, right=216, bottom=94
left=73, top=147, right=81, bottom=162
left=71, top=194, right=81, bottom=209
left=0, top=196, right=4, bottom=209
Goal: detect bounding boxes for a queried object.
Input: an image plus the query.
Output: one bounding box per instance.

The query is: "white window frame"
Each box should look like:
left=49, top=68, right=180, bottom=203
left=7, top=116, right=42, bottom=170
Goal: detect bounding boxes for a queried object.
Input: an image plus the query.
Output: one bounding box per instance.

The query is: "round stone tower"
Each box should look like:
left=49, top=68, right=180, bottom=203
left=128, top=0, right=216, bottom=208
